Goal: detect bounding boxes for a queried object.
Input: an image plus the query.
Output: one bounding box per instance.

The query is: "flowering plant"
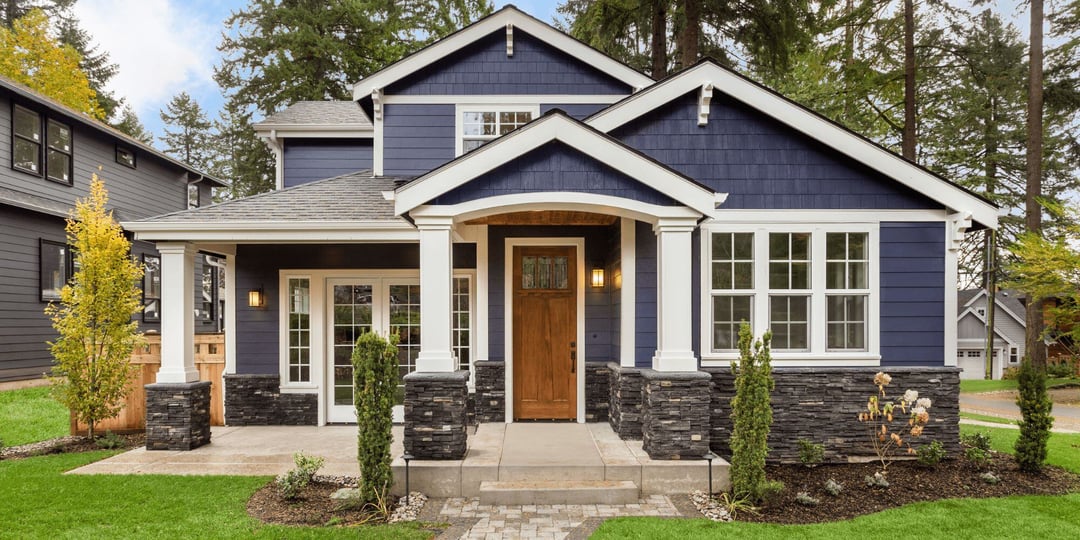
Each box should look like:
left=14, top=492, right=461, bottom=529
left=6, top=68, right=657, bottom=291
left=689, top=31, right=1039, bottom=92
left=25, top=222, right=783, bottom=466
left=858, top=372, right=933, bottom=474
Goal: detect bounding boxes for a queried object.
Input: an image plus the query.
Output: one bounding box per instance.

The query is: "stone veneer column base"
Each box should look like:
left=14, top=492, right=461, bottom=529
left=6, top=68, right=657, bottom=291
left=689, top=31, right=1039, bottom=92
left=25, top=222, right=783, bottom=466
left=585, top=362, right=611, bottom=422
left=641, top=369, right=712, bottom=460
left=145, top=381, right=212, bottom=451
left=607, top=363, right=643, bottom=440
left=404, top=370, right=469, bottom=460
left=473, top=361, right=505, bottom=423
left=223, top=374, right=318, bottom=426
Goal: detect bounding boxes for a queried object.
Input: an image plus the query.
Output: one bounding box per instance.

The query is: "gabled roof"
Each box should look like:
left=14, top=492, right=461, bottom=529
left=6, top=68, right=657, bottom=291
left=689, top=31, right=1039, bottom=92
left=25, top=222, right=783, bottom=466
left=0, top=75, right=227, bottom=187
left=959, top=289, right=1026, bottom=327
left=394, top=111, right=720, bottom=217
left=253, top=101, right=373, bottom=135
left=585, top=60, right=999, bottom=229
left=351, top=5, right=654, bottom=101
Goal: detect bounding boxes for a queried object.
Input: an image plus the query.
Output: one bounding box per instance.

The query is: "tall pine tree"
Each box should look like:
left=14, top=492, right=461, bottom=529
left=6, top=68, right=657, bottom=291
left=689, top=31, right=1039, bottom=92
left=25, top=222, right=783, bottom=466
left=159, top=92, right=213, bottom=172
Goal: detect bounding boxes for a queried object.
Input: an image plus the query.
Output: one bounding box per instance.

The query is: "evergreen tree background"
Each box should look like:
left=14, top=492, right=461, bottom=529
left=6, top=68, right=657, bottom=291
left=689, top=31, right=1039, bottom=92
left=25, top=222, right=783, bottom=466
left=159, top=92, right=215, bottom=173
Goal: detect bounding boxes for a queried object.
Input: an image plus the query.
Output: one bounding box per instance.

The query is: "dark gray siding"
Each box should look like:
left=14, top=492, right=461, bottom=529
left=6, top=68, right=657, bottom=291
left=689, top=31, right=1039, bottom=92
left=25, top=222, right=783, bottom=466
left=635, top=220, right=656, bottom=367
left=541, top=103, right=610, bottom=120
left=386, top=30, right=633, bottom=95
left=612, top=91, right=942, bottom=210
left=235, top=243, right=476, bottom=374
left=486, top=225, right=618, bottom=364
left=383, top=104, right=455, bottom=176
left=433, top=142, right=677, bottom=206
left=283, top=139, right=373, bottom=187
left=880, top=222, right=945, bottom=366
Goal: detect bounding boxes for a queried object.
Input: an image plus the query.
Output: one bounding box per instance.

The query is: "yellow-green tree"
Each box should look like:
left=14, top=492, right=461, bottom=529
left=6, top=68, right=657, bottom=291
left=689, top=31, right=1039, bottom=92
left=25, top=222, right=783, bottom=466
left=0, top=9, right=103, bottom=119
left=46, top=175, right=143, bottom=438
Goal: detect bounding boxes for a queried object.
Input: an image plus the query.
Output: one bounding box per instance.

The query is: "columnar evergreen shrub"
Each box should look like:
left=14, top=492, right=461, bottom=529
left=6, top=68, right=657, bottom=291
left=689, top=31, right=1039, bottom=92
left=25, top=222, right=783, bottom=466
left=352, top=331, right=400, bottom=505
left=1014, top=360, right=1054, bottom=472
left=729, top=322, right=776, bottom=502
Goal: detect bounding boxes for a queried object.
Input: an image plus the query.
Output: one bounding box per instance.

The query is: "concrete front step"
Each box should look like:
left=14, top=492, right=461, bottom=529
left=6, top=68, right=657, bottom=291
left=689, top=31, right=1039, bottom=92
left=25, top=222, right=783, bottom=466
left=479, top=480, right=639, bottom=505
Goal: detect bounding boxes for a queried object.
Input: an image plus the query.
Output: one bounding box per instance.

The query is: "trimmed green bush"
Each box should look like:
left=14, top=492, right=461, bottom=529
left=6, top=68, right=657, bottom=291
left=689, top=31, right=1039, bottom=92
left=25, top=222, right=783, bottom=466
left=1015, top=360, right=1054, bottom=472
left=729, top=322, right=775, bottom=503
left=353, top=331, right=400, bottom=505
left=797, top=438, right=824, bottom=467
left=916, top=440, right=947, bottom=468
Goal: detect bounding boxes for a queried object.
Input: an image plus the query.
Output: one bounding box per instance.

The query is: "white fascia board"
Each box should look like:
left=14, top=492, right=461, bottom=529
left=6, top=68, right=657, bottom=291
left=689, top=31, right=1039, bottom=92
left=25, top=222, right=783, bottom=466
left=122, top=221, right=418, bottom=243
left=350, top=8, right=652, bottom=101
left=410, top=193, right=702, bottom=224
left=959, top=308, right=1018, bottom=342
left=255, top=127, right=373, bottom=139
left=962, top=289, right=987, bottom=309
left=587, top=62, right=999, bottom=229
left=395, top=114, right=716, bottom=216
left=704, top=209, right=947, bottom=223
left=382, top=95, right=627, bottom=105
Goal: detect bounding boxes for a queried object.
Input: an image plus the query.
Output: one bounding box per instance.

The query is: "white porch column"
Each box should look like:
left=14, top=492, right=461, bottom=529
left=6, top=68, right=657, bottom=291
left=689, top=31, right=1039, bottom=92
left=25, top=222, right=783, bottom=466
left=415, top=216, right=456, bottom=372
left=652, top=218, right=698, bottom=372
left=157, top=242, right=198, bottom=383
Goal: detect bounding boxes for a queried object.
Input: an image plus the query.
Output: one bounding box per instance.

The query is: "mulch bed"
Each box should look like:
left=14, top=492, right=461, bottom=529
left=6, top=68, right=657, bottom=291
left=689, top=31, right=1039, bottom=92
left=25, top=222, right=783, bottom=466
left=0, top=432, right=145, bottom=460
left=247, top=480, right=443, bottom=533
left=741, top=451, right=1080, bottom=524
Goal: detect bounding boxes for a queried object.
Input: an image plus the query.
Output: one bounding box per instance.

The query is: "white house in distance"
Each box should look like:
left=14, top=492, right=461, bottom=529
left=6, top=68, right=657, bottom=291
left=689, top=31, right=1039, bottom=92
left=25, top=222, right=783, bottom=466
left=956, top=289, right=1026, bottom=380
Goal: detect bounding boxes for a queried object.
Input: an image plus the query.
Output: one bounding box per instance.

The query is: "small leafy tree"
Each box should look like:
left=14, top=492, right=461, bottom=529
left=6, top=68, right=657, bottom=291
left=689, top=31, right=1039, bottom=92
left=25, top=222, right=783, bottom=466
left=353, top=331, right=399, bottom=505
left=857, top=372, right=933, bottom=474
left=729, top=322, right=776, bottom=502
left=1014, top=359, right=1054, bottom=472
left=46, top=175, right=142, bottom=439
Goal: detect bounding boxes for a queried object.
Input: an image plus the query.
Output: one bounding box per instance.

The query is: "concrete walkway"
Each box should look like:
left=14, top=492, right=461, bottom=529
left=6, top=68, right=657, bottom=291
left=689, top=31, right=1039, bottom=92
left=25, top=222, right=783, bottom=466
left=960, top=389, right=1080, bottom=433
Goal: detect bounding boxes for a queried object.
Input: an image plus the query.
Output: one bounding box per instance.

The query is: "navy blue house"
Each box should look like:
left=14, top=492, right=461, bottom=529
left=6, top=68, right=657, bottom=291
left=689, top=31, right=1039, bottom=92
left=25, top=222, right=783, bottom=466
left=126, top=7, right=997, bottom=459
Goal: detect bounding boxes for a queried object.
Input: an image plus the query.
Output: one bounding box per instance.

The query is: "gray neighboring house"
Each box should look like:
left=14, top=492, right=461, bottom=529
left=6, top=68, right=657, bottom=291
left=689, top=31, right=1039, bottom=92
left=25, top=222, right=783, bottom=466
left=956, top=289, right=1026, bottom=379
left=0, top=76, right=227, bottom=382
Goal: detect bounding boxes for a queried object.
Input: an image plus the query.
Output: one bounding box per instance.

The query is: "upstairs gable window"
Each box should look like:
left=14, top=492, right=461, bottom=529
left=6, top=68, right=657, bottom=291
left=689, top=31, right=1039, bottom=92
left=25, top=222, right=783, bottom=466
left=457, top=106, right=538, bottom=156
left=13, top=106, right=42, bottom=175
left=12, top=105, right=73, bottom=185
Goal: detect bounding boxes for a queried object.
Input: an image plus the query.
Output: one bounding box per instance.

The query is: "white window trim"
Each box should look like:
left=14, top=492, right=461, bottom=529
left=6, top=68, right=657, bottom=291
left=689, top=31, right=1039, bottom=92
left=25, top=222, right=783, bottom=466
left=454, top=104, right=541, bottom=157
left=699, top=222, right=881, bottom=367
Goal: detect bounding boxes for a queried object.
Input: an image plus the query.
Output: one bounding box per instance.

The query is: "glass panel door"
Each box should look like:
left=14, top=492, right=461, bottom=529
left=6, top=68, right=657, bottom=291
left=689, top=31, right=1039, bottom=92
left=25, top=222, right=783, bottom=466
left=327, top=281, right=373, bottom=422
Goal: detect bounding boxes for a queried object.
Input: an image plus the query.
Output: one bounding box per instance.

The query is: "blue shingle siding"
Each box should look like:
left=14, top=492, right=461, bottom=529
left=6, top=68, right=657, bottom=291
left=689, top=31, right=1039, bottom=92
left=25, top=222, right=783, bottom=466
left=612, top=91, right=942, bottom=210
left=433, top=141, right=678, bottom=206
left=486, top=225, right=618, bottom=363
left=383, top=104, right=456, bottom=176
left=635, top=220, right=657, bottom=367
left=879, top=222, right=945, bottom=366
left=386, top=30, right=632, bottom=95
left=234, top=243, right=476, bottom=374
left=283, top=139, right=373, bottom=187
left=541, top=103, right=610, bottom=120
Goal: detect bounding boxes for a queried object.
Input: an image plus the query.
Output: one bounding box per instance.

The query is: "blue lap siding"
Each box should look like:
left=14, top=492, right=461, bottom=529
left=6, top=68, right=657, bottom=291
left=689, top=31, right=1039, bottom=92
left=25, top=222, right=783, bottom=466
left=283, top=139, right=373, bottom=187
left=383, top=104, right=456, bottom=177
left=635, top=220, right=657, bottom=367
left=879, top=222, right=946, bottom=366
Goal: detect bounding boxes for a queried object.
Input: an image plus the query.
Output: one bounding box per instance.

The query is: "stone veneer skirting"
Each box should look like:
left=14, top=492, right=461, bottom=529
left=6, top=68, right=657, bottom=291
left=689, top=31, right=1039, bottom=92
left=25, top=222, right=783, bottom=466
left=404, top=370, right=469, bottom=460
left=701, top=366, right=962, bottom=463
left=474, top=361, right=505, bottom=423
left=585, top=362, right=610, bottom=422
left=641, top=369, right=712, bottom=459
left=145, top=381, right=212, bottom=451
left=223, top=374, right=318, bottom=425
left=607, top=363, right=643, bottom=440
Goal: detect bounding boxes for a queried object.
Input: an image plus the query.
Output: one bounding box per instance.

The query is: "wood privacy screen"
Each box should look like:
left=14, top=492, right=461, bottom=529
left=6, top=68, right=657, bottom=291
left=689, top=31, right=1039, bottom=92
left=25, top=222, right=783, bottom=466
left=70, top=333, right=225, bottom=435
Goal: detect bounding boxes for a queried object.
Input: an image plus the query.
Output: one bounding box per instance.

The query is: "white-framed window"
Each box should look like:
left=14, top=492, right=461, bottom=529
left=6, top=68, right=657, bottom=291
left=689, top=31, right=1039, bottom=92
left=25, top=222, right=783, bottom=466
left=452, top=276, right=473, bottom=372
left=966, top=350, right=981, bottom=358
left=1009, top=347, right=1019, bottom=364
left=701, top=223, right=879, bottom=366
left=142, top=254, right=161, bottom=322
left=455, top=105, right=539, bottom=156
left=286, top=277, right=312, bottom=383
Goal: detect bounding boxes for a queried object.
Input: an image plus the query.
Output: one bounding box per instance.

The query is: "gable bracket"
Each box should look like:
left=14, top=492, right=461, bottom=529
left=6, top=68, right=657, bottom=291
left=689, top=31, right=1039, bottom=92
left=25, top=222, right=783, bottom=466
left=371, top=88, right=383, bottom=121
left=698, top=82, right=713, bottom=126
left=947, top=212, right=972, bottom=251
left=506, top=23, right=513, bottom=57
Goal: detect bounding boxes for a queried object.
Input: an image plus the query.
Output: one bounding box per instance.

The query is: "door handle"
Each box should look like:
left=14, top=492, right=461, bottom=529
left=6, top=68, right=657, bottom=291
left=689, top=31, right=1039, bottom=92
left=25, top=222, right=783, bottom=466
left=570, top=343, right=577, bottom=373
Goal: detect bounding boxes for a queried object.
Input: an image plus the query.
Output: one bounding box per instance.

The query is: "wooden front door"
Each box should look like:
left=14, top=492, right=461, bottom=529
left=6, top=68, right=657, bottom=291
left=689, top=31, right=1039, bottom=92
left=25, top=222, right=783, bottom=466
left=513, top=246, right=577, bottom=420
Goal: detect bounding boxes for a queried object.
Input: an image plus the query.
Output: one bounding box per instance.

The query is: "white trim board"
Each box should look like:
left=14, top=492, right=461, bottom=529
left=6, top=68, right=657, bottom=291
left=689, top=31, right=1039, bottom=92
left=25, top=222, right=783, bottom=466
left=586, top=61, right=999, bottom=229
left=351, top=7, right=652, bottom=101
left=395, top=112, right=717, bottom=217
left=503, top=237, right=587, bottom=424
left=411, top=192, right=702, bottom=225
left=124, top=221, right=419, bottom=243
left=385, top=95, right=626, bottom=105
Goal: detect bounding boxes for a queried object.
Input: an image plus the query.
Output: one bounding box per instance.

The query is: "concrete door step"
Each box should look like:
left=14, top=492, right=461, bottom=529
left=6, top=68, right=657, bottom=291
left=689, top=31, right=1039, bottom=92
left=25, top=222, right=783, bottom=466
left=478, top=480, right=639, bottom=505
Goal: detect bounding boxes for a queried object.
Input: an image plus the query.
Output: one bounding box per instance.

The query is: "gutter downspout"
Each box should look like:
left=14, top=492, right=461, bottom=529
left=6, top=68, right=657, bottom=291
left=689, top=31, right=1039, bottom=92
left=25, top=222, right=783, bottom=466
left=262, top=129, right=284, bottom=191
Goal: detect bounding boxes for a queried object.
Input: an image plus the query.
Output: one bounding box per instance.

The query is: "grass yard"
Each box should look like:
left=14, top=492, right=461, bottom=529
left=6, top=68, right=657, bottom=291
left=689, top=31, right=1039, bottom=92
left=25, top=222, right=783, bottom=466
left=0, top=451, right=434, bottom=539
left=0, top=386, right=68, bottom=446
left=960, top=377, right=1076, bottom=394
left=594, top=426, right=1080, bottom=539
left=960, top=411, right=1018, bottom=425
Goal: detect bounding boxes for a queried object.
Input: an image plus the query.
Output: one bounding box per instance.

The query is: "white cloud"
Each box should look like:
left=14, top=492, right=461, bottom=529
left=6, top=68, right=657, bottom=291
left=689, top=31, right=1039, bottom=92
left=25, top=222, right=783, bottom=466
left=72, top=0, right=219, bottom=120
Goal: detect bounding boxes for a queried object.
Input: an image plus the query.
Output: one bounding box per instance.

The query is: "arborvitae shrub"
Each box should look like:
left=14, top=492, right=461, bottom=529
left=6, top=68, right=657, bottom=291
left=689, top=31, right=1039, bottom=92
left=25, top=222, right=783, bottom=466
left=1014, top=360, right=1054, bottom=472
left=729, top=322, right=775, bottom=502
left=353, top=331, right=400, bottom=504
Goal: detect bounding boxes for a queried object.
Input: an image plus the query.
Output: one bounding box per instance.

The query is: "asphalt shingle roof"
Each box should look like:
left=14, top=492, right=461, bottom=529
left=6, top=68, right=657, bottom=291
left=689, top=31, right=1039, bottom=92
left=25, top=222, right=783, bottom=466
left=257, top=101, right=373, bottom=128
left=958, top=288, right=1026, bottom=322
left=139, top=171, right=411, bottom=223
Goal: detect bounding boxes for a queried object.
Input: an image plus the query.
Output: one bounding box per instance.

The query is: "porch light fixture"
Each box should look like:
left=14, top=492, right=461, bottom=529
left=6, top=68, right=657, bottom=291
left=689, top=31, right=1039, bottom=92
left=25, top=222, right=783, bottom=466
left=247, top=286, right=265, bottom=308
left=591, top=268, right=605, bottom=288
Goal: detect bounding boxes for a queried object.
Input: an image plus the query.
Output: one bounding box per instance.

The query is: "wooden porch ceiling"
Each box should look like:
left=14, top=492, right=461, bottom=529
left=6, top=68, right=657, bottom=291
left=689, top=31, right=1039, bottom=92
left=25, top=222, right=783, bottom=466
left=463, top=211, right=618, bottom=226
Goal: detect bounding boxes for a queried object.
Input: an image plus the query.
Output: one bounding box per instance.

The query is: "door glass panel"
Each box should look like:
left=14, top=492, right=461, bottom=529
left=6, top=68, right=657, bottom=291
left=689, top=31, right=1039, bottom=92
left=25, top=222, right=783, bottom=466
left=332, top=284, right=372, bottom=406
left=522, top=256, right=535, bottom=289
left=521, top=254, right=571, bottom=290
left=389, top=284, right=421, bottom=382
left=537, top=256, right=551, bottom=288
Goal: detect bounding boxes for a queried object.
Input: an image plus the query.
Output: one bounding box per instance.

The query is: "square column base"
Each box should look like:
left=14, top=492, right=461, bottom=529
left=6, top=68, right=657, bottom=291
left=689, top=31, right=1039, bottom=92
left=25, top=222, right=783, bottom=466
left=404, top=370, right=469, bottom=460
left=145, top=381, right=212, bottom=451
left=607, top=363, right=644, bottom=440
left=641, top=369, right=712, bottom=460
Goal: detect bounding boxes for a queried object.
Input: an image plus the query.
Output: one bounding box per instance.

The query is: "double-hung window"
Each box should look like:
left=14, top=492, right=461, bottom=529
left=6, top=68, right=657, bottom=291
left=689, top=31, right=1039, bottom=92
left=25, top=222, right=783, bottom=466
left=703, top=224, right=878, bottom=365
left=40, top=240, right=73, bottom=301
left=13, top=106, right=42, bottom=175
left=457, top=106, right=538, bottom=155
left=143, top=254, right=161, bottom=321
left=12, top=105, right=73, bottom=184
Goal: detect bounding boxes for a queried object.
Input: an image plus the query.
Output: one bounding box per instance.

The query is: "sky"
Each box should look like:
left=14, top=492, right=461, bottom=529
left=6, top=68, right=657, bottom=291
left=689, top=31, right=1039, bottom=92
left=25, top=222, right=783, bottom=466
left=70, top=0, right=1030, bottom=148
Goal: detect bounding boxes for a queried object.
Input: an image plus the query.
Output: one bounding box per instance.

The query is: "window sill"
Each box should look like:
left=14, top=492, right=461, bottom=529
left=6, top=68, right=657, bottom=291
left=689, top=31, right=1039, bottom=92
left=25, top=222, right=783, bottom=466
left=279, top=384, right=318, bottom=393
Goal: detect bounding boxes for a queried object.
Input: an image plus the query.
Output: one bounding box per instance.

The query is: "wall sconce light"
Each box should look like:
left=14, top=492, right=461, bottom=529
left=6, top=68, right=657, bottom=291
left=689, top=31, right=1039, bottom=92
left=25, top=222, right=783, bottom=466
left=248, top=286, right=265, bottom=308
left=591, top=268, right=605, bottom=288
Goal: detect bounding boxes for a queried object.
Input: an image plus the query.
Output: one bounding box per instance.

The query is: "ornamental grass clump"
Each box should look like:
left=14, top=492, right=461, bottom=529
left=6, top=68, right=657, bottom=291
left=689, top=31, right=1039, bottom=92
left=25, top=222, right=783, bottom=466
left=729, top=322, right=778, bottom=503
left=352, top=331, right=400, bottom=507
left=857, top=372, right=932, bottom=475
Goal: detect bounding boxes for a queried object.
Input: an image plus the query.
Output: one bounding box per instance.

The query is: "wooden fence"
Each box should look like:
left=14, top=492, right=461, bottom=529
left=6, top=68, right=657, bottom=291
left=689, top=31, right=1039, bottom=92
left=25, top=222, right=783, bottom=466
left=70, top=333, right=225, bottom=435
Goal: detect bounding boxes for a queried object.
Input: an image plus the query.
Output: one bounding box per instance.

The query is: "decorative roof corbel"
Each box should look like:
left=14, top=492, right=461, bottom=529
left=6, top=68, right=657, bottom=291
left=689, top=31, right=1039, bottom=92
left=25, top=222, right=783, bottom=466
left=506, top=23, right=514, bottom=57
left=698, top=82, right=714, bottom=126
left=947, top=212, right=973, bottom=251
left=371, top=88, right=383, bottom=121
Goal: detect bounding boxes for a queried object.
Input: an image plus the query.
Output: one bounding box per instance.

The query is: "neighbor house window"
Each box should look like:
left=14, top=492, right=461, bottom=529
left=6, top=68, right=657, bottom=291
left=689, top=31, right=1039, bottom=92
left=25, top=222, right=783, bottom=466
left=46, top=119, right=73, bottom=184
left=142, top=254, right=161, bottom=321
left=188, top=184, right=200, bottom=209
left=13, top=106, right=42, bottom=175
left=458, top=106, right=537, bottom=155
left=116, top=146, right=136, bottom=168
left=40, top=240, right=72, bottom=301
left=287, top=278, right=311, bottom=383
left=703, top=225, right=877, bottom=363
left=1009, top=347, right=1019, bottom=364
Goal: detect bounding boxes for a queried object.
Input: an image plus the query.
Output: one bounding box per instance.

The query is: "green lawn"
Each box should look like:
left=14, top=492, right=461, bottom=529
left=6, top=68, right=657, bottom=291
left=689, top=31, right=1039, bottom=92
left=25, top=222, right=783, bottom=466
left=960, top=377, right=1076, bottom=394
left=0, top=386, right=68, bottom=446
left=959, top=411, right=1018, bottom=425
left=0, top=451, right=434, bottom=539
left=594, top=426, right=1080, bottom=539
